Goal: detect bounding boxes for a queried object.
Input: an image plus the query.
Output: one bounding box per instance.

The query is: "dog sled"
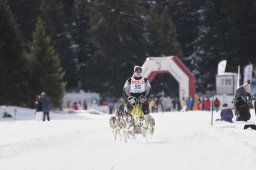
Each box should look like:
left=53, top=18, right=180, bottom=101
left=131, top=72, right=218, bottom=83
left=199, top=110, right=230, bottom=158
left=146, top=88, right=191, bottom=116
left=130, top=102, right=155, bottom=135
left=109, top=97, right=155, bottom=141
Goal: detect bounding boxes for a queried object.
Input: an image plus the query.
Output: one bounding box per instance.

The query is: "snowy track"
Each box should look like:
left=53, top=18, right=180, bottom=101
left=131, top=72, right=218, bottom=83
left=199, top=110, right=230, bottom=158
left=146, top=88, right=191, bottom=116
left=1, top=110, right=256, bottom=170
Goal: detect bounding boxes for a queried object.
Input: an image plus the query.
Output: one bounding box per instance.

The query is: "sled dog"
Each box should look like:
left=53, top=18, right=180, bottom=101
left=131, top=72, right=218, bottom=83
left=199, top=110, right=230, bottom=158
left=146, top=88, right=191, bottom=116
left=109, top=112, right=125, bottom=141
left=122, top=112, right=136, bottom=142
left=140, top=114, right=155, bottom=140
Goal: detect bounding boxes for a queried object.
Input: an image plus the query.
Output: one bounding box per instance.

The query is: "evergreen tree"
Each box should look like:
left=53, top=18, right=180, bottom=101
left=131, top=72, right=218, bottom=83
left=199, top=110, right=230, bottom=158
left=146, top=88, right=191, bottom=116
left=41, top=0, right=79, bottom=91
left=146, top=5, right=183, bottom=58
left=26, top=17, right=66, bottom=108
left=89, top=0, right=146, bottom=96
left=166, top=0, right=204, bottom=58
left=194, top=0, right=256, bottom=92
left=0, top=0, right=28, bottom=105
left=8, top=0, right=80, bottom=91
left=73, top=0, right=94, bottom=91
left=7, top=0, right=42, bottom=42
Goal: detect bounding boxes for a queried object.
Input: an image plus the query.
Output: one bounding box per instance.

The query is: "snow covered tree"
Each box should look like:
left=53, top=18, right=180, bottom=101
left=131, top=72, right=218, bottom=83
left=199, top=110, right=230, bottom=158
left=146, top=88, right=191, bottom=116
left=0, top=0, right=28, bottom=106
left=26, top=17, right=66, bottom=108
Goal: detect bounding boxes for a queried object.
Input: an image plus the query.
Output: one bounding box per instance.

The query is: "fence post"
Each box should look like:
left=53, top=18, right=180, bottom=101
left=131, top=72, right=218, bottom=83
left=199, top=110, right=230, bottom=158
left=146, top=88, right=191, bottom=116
left=211, top=99, right=214, bottom=126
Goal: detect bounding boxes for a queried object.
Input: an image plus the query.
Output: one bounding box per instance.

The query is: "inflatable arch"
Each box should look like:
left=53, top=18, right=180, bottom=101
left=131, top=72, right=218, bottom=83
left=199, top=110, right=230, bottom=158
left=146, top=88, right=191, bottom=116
left=142, top=56, right=195, bottom=100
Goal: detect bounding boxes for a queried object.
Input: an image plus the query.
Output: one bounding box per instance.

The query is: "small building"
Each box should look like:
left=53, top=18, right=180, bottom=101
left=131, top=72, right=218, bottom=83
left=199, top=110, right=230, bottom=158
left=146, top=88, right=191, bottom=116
left=216, top=73, right=238, bottom=95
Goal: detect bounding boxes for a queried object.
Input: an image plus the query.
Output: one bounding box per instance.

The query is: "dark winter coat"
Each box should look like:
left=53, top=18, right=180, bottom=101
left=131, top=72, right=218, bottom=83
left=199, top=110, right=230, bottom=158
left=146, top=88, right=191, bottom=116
left=35, top=100, right=43, bottom=112
left=220, top=107, right=233, bottom=122
left=42, top=95, right=51, bottom=112
left=234, top=86, right=250, bottom=107
left=235, top=98, right=251, bottom=121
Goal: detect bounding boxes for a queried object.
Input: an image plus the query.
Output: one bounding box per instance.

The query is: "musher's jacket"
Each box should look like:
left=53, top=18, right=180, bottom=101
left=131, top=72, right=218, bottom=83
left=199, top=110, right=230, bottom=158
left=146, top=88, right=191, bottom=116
left=123, top=75, right=151, bottom=98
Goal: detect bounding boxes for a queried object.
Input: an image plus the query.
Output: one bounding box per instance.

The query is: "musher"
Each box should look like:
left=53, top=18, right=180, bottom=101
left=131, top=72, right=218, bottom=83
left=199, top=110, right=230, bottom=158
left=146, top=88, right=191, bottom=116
left=123, top=65, right=151, bottom=115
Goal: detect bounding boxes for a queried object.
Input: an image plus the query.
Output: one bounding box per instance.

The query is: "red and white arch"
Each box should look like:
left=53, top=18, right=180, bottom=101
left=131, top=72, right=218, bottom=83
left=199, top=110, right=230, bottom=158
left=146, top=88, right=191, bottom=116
left=142, top=56, right=195, bottom=99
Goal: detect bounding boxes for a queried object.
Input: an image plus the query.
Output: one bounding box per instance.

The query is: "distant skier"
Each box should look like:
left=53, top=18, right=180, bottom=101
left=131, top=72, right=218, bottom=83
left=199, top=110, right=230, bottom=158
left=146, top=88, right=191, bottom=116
left=123, top=66, right=151, bottom=115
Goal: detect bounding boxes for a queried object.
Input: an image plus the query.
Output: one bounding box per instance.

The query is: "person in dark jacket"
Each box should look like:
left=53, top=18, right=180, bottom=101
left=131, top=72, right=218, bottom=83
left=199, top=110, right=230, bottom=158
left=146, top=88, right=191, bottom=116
left=41, top=92, right=51, bottom=121
left=236, top=96, right=251, bottom=122
left=252, top=94, right=256, bottom=115
left=220, top=103, right=233, bottom=123
left=234, top=83, right=251, bottom=118
left=35, top=95, right=43, bottom=121
left=123, top=66, right=151, bottom=115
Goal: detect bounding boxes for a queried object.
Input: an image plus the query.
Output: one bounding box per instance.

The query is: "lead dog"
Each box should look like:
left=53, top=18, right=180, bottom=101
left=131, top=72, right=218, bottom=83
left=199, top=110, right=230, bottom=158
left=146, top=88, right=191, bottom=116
left=109, top=111, right=125, bottom=141
left=140, top=115, right=155, bottom=140
left=122, top=112, right=136, bottom=142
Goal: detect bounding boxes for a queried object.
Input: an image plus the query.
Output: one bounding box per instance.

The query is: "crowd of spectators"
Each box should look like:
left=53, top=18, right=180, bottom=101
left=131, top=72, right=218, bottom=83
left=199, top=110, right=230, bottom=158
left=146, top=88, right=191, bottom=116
left=62, top=95, right=224, bottom=114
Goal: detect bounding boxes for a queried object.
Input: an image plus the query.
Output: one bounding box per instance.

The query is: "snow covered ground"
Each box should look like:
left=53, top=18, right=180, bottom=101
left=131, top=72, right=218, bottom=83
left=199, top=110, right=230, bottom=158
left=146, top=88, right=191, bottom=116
left=1, top=106, right=256, bottom=170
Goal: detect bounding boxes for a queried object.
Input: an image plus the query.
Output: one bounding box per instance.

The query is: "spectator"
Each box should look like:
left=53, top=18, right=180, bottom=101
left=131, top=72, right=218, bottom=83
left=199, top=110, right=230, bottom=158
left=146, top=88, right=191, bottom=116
left=180, top=97, right=187, bottom=112
left=196, top=97, right=201, bottom=110
left=234, top=83, right=251, bottom=118
left=166, top=96, right=172, bottom=111
left=201, top=98, right=206, bottom=111
left=41, top=92, right=51, bottom=121
left=213, top=97, right=220, bottom=112
left=108, top=100, right=114, bottom=114
left=35, top=95, right=43, bottom=121
left=219, top=103, right=233, bottom=123
left=73, top=102, right=77, bottom=110
left=162, top=97, right=168, bottom=112
left=252, top=94, right=256, bottom=115
left=186, top=97, right=193, bottom=111
left=193, top=96, right=200, bottom=110
left=236, top=96, right=251, bottom=122
left=83, top=100, right=87, bottom=110
left=172, top=98, right=177, bottom=111
left=203, top=98, right=211, bottom=112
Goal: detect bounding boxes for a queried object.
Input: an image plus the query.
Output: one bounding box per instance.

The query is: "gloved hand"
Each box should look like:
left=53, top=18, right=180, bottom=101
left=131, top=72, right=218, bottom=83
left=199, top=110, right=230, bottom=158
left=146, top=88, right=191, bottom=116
left=139, top=95, right=147, bottom=103
left=127, top=96, right=136, bottom=105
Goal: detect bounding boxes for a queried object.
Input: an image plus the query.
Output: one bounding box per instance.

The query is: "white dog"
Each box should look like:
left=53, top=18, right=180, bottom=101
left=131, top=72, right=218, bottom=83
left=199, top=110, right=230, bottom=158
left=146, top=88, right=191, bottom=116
left=140, top=114, right=155, bottom=140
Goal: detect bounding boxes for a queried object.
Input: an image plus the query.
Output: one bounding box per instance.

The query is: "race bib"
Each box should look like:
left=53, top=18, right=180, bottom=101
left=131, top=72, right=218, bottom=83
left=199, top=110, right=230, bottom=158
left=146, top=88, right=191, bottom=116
left=130, top=77, right=146, bottom=93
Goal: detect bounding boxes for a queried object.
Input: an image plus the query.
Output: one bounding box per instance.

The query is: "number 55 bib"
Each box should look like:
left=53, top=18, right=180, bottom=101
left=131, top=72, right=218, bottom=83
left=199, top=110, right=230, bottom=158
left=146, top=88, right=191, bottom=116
left=130, top=77, right=146, bottom=93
